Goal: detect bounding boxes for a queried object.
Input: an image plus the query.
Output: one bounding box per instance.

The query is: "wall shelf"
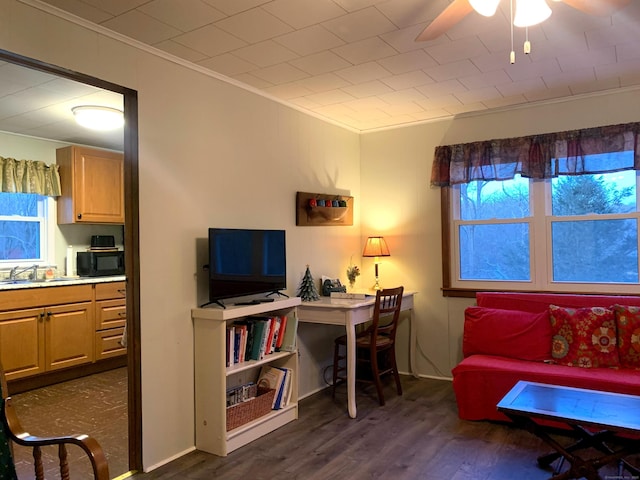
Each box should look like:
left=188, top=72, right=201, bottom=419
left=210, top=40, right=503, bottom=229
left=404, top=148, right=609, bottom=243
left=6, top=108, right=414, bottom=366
left=296, top=191, right=353, bottom=226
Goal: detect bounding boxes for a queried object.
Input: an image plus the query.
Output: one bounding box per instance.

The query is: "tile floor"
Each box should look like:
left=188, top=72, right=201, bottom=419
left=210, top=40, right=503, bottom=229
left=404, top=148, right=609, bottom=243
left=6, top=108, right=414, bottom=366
left=10, top=367, right=129, bottom=479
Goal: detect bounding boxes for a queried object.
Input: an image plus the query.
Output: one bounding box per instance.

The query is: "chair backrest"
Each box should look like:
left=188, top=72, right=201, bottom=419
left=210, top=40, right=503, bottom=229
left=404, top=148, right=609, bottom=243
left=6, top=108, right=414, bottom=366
left=0, top=363, right=18, bottom=480
left=368, top=286, right=404, bottom=345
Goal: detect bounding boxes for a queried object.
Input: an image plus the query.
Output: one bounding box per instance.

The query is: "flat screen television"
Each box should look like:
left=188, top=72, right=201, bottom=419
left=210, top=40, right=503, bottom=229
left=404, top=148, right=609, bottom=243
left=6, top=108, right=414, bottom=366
left=207, top=228, right=286, bottom=307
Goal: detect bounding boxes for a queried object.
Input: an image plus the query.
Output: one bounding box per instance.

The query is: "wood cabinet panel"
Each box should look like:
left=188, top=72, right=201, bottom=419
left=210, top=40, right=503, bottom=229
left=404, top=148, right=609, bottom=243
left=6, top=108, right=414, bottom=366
left=57, top=146, right=124, bottom=224
left=0, top=285, right=93, bottom=311
left=95, top=327, right=126, bottom=360
left=0, top=308, right=45, bottom=381
left=45, top=302, right=94, bottom=371
left=95, top=299, right=126, bottom=330
left=94, top=281, right=126, bottom=301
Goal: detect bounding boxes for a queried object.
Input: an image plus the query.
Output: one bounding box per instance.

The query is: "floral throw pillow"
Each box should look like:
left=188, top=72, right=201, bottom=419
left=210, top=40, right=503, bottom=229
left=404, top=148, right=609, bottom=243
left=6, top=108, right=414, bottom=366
left=549, top=305, right=619, bottom=368
left=611, top=304, right=640, bottom=368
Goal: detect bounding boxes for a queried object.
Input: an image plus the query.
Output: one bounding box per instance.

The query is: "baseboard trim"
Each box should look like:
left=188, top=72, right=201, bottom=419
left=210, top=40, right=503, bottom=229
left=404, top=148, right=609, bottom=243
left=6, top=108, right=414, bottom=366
left=144, top=446, right=197, bottom=473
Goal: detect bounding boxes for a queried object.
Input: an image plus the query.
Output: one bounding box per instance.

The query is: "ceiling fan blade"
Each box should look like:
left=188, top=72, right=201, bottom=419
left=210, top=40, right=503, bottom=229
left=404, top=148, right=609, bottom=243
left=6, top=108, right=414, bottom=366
left=415, top=0, right=474, bottom=42
left=559, top=0, right=631, bottom=16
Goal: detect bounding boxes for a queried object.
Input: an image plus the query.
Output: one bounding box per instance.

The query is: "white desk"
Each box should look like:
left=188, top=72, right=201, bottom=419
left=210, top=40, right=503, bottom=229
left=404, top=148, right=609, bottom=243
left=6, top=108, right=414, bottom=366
left=297, top=291, right=416, bottom=418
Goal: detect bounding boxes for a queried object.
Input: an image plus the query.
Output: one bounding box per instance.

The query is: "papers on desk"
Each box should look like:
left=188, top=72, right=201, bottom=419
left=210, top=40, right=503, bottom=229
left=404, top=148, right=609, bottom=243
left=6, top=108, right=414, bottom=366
left=330, top=292, right=373, bottom=300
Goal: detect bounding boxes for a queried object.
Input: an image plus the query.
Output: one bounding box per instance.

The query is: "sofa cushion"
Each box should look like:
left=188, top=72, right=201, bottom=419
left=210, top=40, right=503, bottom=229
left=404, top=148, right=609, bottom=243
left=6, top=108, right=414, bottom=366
left=549, top=305, right=619, bottom=368
left=612, top=304, right=640, bottom=369
left=463, top=306, right=551, bottom=362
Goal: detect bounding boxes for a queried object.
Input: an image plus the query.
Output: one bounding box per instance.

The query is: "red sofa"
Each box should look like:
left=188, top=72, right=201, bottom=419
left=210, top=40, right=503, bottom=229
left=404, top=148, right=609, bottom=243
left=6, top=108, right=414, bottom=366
left=452, top=292, right=640, bottom=423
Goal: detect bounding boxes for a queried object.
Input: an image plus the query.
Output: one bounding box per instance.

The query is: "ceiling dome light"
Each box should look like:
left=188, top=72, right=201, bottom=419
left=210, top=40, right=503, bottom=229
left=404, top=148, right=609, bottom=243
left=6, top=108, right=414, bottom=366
left=469, top=0, right=501, bottom=17
left=514, top=0, right=552, bottom=27
left=72, top=105, right=124, bottom=131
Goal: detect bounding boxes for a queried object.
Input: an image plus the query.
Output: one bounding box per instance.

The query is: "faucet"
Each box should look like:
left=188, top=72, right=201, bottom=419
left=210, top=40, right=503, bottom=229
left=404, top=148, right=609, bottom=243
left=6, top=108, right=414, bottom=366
left=9, top=264, right=38, bottom=281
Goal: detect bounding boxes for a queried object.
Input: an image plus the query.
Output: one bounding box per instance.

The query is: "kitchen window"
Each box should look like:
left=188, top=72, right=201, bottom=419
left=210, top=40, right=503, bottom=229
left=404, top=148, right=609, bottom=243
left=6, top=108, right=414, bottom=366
left=433, top=122, right=640, bottom=295
left=0, top=192, right=53, bottom=265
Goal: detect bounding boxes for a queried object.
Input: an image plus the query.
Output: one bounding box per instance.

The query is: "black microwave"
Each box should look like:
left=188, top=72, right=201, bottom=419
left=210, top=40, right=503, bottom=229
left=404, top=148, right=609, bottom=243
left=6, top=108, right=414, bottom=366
left=77, top=251, right=125, bottom=277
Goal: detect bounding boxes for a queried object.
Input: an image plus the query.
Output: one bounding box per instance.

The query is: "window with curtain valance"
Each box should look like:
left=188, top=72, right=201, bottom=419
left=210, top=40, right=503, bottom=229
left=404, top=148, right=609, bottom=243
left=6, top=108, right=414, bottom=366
left=0, top=157, right=61, bottom=196
left=431, top=122, right=640, bottom=187
left=433, top=121, right=640, bottom=296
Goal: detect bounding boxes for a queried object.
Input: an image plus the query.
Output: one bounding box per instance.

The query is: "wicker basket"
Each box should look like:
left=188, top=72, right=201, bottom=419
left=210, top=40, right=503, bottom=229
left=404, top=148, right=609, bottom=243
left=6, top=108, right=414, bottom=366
left=226, top=387, right=275, bottom=431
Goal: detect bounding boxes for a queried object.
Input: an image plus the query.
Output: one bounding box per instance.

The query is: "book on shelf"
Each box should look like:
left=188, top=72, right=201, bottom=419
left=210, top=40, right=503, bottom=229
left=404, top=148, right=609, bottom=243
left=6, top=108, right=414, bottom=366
left=226, top=313, right=298, bottom=366
left=279, top=312, right=298, bottom=352
left=273, top=366, right=293, bottom=409
left=226, top=382, right=258, bottom=408
left=275, top=314, right=288, bottom=351
left=269, top=316, right=282, bottom=354
left=226, top=326, right=234, bottom=367
left=257, top=365, right=286, bottom=409
left=248, top=318, right=269, bottom=361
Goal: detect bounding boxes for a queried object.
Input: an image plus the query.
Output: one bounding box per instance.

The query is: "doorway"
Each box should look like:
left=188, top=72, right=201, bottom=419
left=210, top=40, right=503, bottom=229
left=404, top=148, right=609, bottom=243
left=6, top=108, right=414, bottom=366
left=0, top=48, right=141, bottom=474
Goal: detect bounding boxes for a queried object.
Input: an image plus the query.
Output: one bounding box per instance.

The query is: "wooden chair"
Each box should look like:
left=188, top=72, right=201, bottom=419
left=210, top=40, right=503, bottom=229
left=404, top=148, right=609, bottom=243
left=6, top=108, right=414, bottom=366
left=332, top=286, right=404, bottom=406
left=0, top=362, right=109, bottom=480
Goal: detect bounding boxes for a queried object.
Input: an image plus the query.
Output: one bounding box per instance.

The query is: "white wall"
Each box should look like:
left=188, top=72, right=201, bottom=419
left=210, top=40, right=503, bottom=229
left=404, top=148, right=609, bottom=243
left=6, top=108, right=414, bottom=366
left=360, top=87, right=640, bottom=379
left=0, top=0, right=362, bottom=470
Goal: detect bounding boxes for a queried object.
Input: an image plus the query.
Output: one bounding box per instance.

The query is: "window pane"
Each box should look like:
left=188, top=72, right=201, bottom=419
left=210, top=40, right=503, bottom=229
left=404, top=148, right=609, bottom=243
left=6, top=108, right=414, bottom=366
left=460, top=176, right=529, bottom=220
left=459, top=223, right=530, bottom=281
left=551, top=171, right=636, bottom=216
left=552, top=219, right=639, bottom=283
left=0, top=220, right=41, bottom=260
left=0, top=192, right=40, bottom=216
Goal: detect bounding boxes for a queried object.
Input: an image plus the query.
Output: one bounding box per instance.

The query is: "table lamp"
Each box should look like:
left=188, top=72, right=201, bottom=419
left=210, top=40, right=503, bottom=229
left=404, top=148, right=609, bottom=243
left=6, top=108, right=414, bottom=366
left=362, top=236, right=390, bottom=290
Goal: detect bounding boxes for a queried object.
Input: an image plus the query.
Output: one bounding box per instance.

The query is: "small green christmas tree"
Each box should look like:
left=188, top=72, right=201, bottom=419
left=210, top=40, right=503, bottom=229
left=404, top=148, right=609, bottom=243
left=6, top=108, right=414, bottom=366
left=297, top=265, right=320, bottom=302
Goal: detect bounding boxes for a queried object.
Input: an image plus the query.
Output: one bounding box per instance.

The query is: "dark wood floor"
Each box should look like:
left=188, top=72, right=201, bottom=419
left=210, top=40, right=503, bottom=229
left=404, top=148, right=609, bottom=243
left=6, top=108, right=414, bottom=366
left=10, top=367, right=128, bottom=479
left=132, top=376, right=640, bottom=480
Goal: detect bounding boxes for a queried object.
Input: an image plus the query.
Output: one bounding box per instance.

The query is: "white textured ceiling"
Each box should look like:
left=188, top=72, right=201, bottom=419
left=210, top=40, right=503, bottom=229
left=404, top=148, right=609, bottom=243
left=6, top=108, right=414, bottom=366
left=5, top=0, right=640, bottom=148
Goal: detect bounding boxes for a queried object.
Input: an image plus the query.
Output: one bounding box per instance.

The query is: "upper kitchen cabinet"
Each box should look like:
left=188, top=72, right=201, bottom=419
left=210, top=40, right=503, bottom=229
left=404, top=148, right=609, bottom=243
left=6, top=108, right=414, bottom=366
left=56, top=146, right=124, bottom=224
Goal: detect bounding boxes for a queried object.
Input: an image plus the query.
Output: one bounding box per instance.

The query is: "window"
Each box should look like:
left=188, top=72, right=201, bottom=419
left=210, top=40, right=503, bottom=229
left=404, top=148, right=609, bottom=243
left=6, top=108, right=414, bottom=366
left=0, top=192, right=52, bottom=264
left=449, top=155, right=639, bottom=293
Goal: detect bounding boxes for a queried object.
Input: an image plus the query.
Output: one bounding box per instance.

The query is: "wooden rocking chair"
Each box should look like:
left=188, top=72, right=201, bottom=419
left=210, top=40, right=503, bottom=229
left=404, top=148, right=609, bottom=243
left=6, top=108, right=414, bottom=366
left=0, top=361, right=109, bottom=480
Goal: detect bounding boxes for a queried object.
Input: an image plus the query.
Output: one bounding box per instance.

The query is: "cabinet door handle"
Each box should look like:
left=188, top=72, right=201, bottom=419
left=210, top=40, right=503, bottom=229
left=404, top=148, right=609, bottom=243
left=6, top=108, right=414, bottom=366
left=77, top=213, right=82, bottom=219
left=46, top=311, right=52, bottom=319
left=117, top=289, right=126, bottom=296
left=118, top=312, right=126, bottom=317
left=39, top=312, right=45, bottom=320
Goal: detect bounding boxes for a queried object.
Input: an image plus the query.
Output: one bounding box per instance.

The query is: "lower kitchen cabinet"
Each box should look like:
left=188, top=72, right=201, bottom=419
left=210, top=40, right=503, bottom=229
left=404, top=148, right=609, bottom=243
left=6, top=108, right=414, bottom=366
left=0, top=300, right=94, bottom=381
left=0, top=281, right=127, bottom=384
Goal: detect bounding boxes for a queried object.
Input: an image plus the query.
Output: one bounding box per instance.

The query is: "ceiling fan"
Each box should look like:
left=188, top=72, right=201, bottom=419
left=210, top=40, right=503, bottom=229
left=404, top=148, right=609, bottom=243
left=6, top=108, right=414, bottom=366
left=416, top=0, right=631, bottom=42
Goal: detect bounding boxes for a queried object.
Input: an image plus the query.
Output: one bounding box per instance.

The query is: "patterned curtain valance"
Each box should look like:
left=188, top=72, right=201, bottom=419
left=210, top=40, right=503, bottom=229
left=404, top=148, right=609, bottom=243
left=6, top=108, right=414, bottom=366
left=0, top=157, right=61, bottom=197
left=430, top=122, right=640, bottom=187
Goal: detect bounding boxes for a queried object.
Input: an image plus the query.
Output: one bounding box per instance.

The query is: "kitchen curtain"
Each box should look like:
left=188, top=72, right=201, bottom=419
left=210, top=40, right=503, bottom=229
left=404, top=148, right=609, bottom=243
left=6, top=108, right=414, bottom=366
left=430, top=122, right=640, bottom=187
left=0, top=157, right=61, bottom=196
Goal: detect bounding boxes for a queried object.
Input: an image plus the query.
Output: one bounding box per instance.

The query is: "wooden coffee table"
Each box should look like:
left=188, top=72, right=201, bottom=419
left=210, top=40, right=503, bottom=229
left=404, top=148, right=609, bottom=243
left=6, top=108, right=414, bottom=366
left=497, top=381, right=640, bottom=480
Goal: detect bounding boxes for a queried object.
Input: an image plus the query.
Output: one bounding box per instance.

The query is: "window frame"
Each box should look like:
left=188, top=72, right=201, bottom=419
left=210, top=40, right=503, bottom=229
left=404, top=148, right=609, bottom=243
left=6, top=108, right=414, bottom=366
left=442, top=173, right=640, bottom=297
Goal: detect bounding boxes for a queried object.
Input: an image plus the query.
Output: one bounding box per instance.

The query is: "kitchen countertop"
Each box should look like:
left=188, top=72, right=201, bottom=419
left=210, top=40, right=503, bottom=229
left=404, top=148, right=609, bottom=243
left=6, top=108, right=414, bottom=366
left=0, top=275, right=126, bottom=291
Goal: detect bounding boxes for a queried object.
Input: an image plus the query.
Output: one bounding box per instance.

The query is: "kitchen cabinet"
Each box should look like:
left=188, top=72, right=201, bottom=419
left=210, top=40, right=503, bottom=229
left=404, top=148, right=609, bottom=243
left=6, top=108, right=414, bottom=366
left=94, top=281, right=127, bottom=360
left=0, top=285, right=94, bottom=381
left=56, top=145, right=124, bottom=224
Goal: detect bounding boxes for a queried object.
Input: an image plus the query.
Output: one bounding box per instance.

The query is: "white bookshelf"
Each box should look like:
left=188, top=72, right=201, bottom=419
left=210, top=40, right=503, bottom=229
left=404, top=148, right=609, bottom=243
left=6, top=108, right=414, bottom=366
left=191, top=297, right=301, bottom=456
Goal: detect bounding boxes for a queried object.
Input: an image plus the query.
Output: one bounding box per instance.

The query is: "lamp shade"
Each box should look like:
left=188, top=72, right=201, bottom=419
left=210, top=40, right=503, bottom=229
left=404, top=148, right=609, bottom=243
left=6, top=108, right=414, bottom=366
left=362, top=237, right=390, bottom=257
left=72, top=105, right=124, bottom=131
left=469, top=0, right=500, bottom=17
left=513, top=0, right=551, bottom=27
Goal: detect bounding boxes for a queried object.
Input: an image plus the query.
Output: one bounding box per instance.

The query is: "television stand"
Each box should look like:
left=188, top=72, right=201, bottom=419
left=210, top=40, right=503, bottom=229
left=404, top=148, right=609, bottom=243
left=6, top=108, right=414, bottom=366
left=266, top=290, right=289, bottom=298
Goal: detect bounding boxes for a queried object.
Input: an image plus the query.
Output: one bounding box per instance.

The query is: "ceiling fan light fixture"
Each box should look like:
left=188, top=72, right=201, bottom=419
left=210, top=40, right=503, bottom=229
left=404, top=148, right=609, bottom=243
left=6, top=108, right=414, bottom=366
left=513, top=0, right=552, bottom=27
left=72, top=105, right=124, bottom=131
left=469, top=0, right=501, bottom=16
